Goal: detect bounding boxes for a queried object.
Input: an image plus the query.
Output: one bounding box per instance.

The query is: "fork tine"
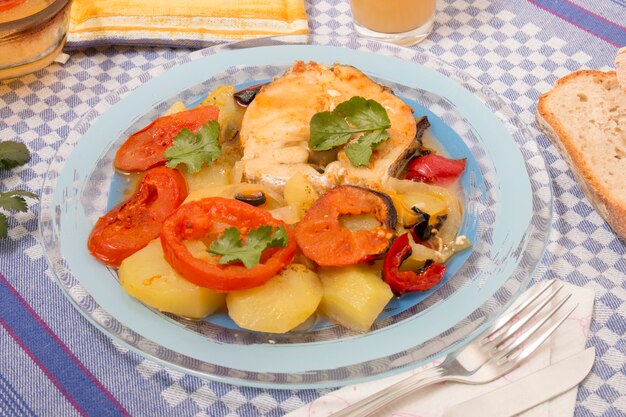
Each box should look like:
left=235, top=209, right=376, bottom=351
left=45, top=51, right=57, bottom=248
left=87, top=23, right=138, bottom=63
left=485, top=283, right=564, bottom=349
left=504, top=302, right=578, bottom=365
left=492, top=296, right=576, bottom=366
left=480, top=280, right=556, bottom=345
left=495, top=293, right=572, bottom=354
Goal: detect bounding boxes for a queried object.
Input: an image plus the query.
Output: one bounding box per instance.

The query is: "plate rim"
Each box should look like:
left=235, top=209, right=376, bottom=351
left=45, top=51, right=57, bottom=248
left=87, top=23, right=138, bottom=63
left=39, top=35, right=552, bottom=388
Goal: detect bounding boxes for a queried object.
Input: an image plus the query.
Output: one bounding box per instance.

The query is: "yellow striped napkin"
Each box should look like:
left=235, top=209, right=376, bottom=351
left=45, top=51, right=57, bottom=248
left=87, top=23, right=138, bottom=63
left=67, top=0, right=309, bottom=48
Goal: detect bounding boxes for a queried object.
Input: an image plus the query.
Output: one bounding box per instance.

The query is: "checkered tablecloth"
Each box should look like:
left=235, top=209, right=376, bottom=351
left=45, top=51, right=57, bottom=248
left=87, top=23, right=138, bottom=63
left=1, top=1, right=624, bottom=416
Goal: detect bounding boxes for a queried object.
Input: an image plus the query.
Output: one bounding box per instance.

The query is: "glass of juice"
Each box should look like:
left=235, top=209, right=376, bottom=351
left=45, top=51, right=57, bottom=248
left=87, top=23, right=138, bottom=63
left=0, top=0, right=72, bottom=81
left=349, top=0, right=437, bottom=46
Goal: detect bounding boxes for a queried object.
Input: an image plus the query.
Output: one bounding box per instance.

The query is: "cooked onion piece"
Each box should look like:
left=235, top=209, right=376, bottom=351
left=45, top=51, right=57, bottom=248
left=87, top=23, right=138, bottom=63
left=185, top=183, right=285, bottom=210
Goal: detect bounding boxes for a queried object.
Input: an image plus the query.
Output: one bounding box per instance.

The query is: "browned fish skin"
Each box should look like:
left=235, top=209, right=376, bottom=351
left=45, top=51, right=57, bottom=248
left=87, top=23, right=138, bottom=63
left=239, top=61, right=418, bottom=191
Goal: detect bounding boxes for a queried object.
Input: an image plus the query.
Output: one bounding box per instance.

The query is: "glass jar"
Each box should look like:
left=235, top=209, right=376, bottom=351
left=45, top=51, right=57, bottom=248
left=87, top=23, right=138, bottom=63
left=0, top=0, right=72, bottom=80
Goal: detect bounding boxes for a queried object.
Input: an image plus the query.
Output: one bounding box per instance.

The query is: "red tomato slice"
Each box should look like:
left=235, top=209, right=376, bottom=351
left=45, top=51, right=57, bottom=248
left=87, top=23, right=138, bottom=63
left=114, top=105, right=219, bottom=172
left=88, top=167, right=188, bottom=267
left=160, top=197, right=297, bottom=292
left=405, top=154, right=466, bottom=186
left=294, top=186, right=396, bottom=266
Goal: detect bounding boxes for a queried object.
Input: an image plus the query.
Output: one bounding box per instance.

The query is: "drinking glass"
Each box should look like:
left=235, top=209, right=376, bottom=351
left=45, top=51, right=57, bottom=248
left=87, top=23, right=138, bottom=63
left=349, top=0, right=437, bottom=46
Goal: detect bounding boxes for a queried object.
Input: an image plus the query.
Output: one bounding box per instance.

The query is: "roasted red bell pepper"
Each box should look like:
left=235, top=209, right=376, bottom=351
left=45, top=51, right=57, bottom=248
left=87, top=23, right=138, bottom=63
left=382, top=233, right=446, bottom=295
left=405, top=153, right=466, bottom=186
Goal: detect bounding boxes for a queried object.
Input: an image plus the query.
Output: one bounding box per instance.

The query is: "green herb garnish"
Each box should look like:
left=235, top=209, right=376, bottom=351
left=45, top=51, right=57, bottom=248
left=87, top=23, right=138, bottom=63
left=208, top=225, right=288, bottom=268
left=0, top=141, right=37, bottom=239
left=165, top=121, right=221, bottom=173
left=0, top=190, right=39, bottom=238
left=344, top=129, right=390, bottom=167
left=0, top=141, right=30, bottom=169
left=309, top=96, right=391, bottom=166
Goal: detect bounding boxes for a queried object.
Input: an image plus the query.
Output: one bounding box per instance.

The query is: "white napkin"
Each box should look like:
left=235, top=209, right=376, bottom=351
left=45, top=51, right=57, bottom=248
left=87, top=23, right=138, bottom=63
left=287, top=280, right=594, bottom=417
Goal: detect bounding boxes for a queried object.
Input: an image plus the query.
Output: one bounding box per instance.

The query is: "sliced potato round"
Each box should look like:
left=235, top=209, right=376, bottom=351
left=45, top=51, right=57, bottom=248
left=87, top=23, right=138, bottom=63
left=226, top=264, right=323, bottom=333
left=119, top=239, right=225, bottom=319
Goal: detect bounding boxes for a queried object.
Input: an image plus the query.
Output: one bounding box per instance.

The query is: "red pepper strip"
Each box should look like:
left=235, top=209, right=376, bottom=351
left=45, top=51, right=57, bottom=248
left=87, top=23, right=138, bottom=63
left=160, top=197, right=296, bottom=292
left=382, top=233, right=446, bottom=295
left=405, top=154, right=466, bottom=186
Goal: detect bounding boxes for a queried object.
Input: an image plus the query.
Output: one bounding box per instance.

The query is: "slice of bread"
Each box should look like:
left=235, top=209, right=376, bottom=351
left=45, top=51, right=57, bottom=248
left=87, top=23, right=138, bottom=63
left=536, top=70, right=626, bottom=239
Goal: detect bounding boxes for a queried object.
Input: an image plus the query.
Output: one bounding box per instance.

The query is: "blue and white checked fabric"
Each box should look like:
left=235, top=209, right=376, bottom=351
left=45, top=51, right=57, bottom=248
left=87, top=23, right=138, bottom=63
left=1, top=1, right=625, bottom=416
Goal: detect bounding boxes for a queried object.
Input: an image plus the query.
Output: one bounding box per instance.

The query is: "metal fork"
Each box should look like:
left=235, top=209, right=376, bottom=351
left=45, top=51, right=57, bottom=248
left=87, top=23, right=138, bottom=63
left=330, top=280, right=577, bottom=417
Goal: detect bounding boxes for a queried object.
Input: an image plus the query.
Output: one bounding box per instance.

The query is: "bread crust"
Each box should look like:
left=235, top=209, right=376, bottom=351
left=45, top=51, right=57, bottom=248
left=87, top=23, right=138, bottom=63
left=536, top=69, right=626, bottom=239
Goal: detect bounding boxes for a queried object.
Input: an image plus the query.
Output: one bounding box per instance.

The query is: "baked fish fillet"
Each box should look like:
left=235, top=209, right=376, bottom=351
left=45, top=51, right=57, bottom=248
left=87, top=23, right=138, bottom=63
left=239, top=61, right=420, bottom=191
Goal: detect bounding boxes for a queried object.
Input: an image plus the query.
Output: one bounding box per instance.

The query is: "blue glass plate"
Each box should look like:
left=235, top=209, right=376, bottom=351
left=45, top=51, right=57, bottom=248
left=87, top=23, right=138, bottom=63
left=40, top=35, right=552, bottom=389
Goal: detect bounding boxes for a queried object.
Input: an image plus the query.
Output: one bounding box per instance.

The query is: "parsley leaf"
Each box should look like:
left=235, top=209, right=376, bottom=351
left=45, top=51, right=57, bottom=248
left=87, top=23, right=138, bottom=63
left=335, top=96, right=391, bottom=130
left=309, top=112, right=354, bottom=151
left=0, top=214, right=7, bottom=240
left=207, top=227, right=244, bottom=263
left=309, top=96, right=391, bottom=166
left=0, top=190, right=38, bottom=239
left=0, top=190, right=38, bottom=212
left=267, top=224, right=288, bottom=247
left=0, top=142, right=37, bottom=239
left=0, top=141, right=30, bottom=169
left=164, top=121, right=221, bottom=173
left=344, top=129, right=390, bottom=167
left=208, top=225, right=289, bottom=268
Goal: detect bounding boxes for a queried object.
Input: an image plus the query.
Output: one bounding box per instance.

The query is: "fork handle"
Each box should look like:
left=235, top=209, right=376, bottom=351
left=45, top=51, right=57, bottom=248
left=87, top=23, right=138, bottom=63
left=329, top=366, right=445, bottom=417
